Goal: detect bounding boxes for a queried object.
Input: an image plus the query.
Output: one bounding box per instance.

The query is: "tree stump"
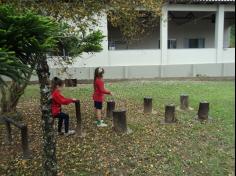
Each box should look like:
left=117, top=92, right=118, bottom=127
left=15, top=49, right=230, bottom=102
left=113, top=110, right=127, bottom=133
left=107, top=100, right=116, bottom=118
left=165, top=104, right=177, bottom=123
left=21, top=125, right=31, bottom=159
left=75, top=101, right=85, bottom=137
left=180, top=94, right=189, bottom=110
left=65, top=79, right=77, bottom=87
left=144, top=97, right=153, bottom=113
left=197, top=101, right=210, bottom=120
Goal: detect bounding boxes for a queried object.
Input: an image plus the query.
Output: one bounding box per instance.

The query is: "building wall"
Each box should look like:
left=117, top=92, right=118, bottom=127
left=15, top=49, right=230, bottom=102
left=108, top=13, right=234, bottom=50
left=30, top=63, right=234, bottom=81
left=169, top=19, right=216, bottom=48
left=46, top=4, right=235, bottom=80
left=108, top=18, right=217, bottom=49
left=108, top=22, right=160, bottom=49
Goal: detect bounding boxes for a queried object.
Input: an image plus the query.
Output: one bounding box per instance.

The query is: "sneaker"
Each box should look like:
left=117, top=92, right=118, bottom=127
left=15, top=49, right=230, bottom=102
left=97, top=122, right=108, bottom=127
left=94, top=120, right=104, bottom=124
left=65, top=130, right=76, bottom=137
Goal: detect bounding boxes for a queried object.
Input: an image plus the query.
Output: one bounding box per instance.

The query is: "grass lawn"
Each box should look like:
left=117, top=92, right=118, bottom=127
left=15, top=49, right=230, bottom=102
left=0, top=80, right=235, bottom=176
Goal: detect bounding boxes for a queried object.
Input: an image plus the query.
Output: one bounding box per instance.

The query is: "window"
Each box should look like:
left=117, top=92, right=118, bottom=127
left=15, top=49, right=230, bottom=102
left=158, top=39, right=177, bottom=49
left=186, top=38, right=205, bottom=48
left=168, top=39, right=177, bottom=49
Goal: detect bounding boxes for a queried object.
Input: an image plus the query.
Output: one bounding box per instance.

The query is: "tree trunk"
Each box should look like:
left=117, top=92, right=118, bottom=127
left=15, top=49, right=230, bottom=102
left=0, top=72, right=32, bottom=116
left=36, top=56, right=57, bottom=176
left=5, top=121, right=12, bottom=144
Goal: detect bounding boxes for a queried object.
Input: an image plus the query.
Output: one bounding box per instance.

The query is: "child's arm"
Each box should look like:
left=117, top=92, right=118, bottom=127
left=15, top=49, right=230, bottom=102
left=53, top=91, right=77, bottom=105
left=97, top=80, right=111, bottom=95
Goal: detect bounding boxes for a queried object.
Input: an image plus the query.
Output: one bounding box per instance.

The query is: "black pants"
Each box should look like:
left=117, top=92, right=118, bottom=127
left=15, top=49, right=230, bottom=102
left=57, top=112, right=69, bottom=133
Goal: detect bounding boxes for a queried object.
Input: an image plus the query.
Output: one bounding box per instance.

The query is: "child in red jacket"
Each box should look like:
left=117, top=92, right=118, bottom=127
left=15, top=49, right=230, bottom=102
left=93, top=67, right=112, bottom=127
left=51, top=77, right=77, bottom=136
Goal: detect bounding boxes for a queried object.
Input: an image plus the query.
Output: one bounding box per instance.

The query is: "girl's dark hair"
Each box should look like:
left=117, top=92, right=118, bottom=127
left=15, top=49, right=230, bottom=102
left=51, top=77, right=64, bottom=91
left=94, top=67, right=104, bottom=89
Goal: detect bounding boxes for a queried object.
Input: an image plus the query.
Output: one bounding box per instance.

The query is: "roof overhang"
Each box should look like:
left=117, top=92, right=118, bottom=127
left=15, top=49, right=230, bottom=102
left=168, top=0, right=235, bottom=4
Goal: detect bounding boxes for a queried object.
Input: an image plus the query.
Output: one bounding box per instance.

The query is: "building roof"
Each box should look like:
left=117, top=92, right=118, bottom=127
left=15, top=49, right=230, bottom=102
left=169, top=0, right=235, bottom=4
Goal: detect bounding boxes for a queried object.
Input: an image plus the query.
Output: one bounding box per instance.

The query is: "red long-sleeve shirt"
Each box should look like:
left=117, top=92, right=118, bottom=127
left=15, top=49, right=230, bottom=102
left=93, top=78, right=111, bottom=102
left=51, top=89, right=75, bottom=117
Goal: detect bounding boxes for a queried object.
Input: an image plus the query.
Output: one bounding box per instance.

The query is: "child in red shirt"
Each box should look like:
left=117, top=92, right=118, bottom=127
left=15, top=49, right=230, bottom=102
left=51, top=77, right=77, bottom=136
left=93, top=67, right=112, bottom=127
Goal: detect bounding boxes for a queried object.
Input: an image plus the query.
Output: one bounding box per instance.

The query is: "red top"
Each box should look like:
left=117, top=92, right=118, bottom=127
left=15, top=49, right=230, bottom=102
left=51, top=89, right=75, bottom=117
left=93, top=78, right=111, bottom=102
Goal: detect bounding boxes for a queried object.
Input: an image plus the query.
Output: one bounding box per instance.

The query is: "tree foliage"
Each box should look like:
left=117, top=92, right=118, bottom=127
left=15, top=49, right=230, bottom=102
left=0, top=4, right=104, bottom=114
left=0, top=5, right=59, bottom=66
left=0, top=0, right=165, bottom=41
left=0, top=4, right=104, bottom=66
left=0, top=49, right=31, bottom=86
left=55, top=23, right=104, bottom=61
left=0, top=1, right=165, bottom=175
left=0, top=5, right=105, bottom=175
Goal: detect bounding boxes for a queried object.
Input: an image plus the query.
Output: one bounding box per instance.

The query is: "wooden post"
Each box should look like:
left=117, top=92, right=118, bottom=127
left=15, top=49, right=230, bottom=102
left=165, top=104, right=176, bottom=123
left=71, top=79, right=77, bottom=87
left=5, top=121, right=12, bottom=144
left=65, top=79, right=72, bottom=87
left=21, top=125, right=31, bottom=159
left=144, top=97, right=153, bottom=113
left=75, top=101, right=85, bottom=137
left=180, top=94, right=189, bottom=110
left=197, top=101, right=210, bottom=120
left=113, top=110, right=127, bottom=133
left=75, top=101, right=82, bottom=133
left=107, top=100, right=116, bottom=118
left=65, top=79, right=77, bottom=87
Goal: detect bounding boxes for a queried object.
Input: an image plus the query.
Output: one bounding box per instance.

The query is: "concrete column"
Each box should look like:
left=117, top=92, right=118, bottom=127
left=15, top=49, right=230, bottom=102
left=215, top=5, right=225, bottom=63
left=89, top=67, right=94, bottom=80
left=124, top=67, right=129, bottom=79
left=96, top=13, right=110, bottom=66
left=160, top=5, right=168, bottom=76
left=103, top=14, right=110, bottom=66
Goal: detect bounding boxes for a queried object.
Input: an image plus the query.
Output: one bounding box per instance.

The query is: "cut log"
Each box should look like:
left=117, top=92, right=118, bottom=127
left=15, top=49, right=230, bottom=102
left=180, top=94, right=189, bottom=110
left=165, top=104, right=176, bottom=123
left=144, top=97, right=153, bottom=113
left=197, top=101, right=210, bottom=120
left=107, top=100, right=116, bottom=118
left=113, top=110, right=127, bottom=133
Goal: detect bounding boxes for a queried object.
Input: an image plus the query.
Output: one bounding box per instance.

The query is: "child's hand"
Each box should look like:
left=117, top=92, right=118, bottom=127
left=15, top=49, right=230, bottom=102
left=72, top=98, right=78, bottom=102
left=110, top=92, right=114, bottom=96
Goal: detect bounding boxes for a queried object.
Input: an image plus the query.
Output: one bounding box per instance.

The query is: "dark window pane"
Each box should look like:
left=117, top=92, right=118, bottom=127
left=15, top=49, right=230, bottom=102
left=188, top=39, right=205, bottom=48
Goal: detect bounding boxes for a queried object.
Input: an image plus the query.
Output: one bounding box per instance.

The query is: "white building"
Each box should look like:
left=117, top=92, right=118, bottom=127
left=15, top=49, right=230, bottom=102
left=49, top=0, right=235, bottom=80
